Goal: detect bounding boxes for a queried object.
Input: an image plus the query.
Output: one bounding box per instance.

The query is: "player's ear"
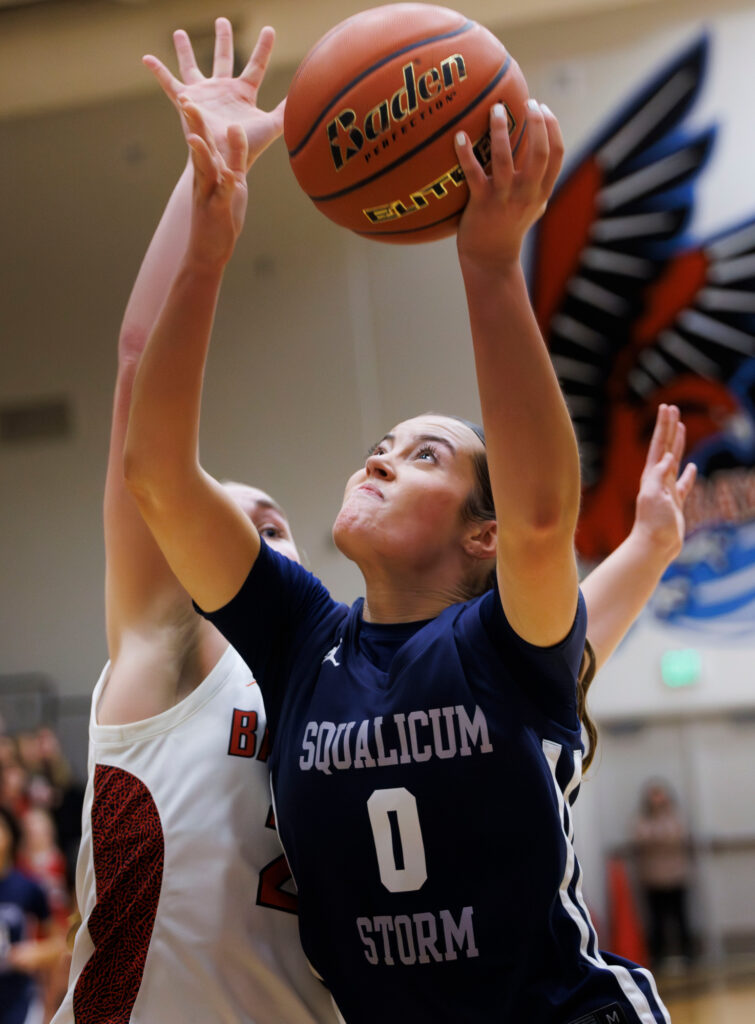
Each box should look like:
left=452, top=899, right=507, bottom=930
left=462, top=519, right=497, bottom=561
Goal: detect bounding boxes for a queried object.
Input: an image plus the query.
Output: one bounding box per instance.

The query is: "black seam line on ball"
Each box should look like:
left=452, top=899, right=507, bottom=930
left=308, top=54, right=512, bottom=203
left=288, top=20, right=476, bottom=158
left=353, top=116, right=528, bottom=237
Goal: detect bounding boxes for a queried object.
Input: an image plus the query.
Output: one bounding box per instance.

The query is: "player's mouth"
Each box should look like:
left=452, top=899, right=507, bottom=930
left=357, top=483, right=384, bottom=499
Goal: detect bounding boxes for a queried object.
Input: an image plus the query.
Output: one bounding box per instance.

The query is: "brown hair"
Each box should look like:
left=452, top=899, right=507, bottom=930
left=451, top=415, right=599, bottom=770
left=577, top=639, right=598, bottom=772
left=0, top=805, right=21, bottom=863
left=67, top=905, right=82, bottom=950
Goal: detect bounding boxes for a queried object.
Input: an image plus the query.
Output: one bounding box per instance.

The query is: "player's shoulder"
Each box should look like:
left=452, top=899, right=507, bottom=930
left=471, top=585, right=586, bottom=665
left=446, top=588, right=586, bottom=720
left=249, top=539, right=349, bottom=636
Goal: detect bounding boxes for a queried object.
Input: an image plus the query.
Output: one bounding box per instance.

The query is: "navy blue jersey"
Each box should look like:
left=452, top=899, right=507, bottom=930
left=201, top=542, right=670, bottom=1024
left=0, top=868, right=50, bottom=1024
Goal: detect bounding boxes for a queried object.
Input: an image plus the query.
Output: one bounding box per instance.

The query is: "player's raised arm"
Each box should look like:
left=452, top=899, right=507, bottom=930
left=104, top=160, right=196, bottom=666
left=124, top=107, right=261, bottom=612
left=581, top=403, right=697, bottom=670
left=454, top=102, right=581, bottom=646
left=107, top=20, right=284, bottom=659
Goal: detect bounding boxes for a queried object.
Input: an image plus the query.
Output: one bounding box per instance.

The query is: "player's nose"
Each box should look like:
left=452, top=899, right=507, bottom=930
left=365, top=451, right=395, bottom=480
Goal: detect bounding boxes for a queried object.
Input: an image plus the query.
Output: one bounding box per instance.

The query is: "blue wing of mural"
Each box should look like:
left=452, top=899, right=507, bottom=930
left=528, top=33, right=755, bottom=633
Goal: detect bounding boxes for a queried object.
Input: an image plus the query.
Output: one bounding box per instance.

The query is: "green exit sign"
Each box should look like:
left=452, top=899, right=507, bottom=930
left=661, top=649, right=702, bottom=688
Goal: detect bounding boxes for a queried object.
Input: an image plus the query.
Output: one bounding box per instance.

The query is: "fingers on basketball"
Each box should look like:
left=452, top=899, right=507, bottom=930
left=540, top=106, right=565, bottom=198
left=513, top=101, right=550, bottom=203
left=454, top=132, right=485, bottom=193
left=488, top=104, right=515, bottom=193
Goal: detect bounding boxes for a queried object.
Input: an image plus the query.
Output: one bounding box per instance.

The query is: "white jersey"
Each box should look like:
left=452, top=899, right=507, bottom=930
left=53, top=645, right=336, bottom=1024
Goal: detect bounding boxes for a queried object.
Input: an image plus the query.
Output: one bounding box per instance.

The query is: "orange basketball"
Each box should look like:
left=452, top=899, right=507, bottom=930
left=284, top=3, right=530, bottom=244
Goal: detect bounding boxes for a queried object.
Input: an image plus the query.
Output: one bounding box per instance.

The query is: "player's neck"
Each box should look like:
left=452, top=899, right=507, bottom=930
left=361, top=570, right=470, bottom=624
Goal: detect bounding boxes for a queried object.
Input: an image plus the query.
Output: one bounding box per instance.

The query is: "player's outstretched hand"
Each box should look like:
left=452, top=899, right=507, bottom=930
left=633, top=403, right=697, bottom=562
left=143, top=18, right=284, bottom=170
left=183, top=102, right=249, bottom=270
left=454, top=99, right=563, bottom=270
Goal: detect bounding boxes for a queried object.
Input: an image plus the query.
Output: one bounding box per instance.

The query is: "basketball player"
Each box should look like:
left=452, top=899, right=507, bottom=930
left=51, top=23, right=335, bottom=1024
left=124, top=30, right=692, bottom=1024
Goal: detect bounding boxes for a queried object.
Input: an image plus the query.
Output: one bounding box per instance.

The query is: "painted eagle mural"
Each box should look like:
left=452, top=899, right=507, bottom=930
left=529, top=36, right=755, bottom=633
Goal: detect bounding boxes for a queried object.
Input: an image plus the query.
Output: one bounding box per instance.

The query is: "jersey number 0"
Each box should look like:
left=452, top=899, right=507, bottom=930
left=367, top=787, right=427, bottom=892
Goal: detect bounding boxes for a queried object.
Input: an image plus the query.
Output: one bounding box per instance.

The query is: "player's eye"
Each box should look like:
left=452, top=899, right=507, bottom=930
left=259, top=524, right=282, bottom=539
left=414, top=443, right=439, bottom=462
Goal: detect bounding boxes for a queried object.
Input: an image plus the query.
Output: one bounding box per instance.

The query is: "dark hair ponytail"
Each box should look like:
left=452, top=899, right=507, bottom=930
left=577, top=639, right=598, bottom=771
left=453, top=421, right=497, bottom=596
left=449, top=414, right=599, bottom=767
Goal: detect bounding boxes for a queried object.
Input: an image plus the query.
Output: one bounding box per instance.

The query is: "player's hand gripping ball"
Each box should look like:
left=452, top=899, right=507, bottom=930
left=284, top=3, right=530, bottom=243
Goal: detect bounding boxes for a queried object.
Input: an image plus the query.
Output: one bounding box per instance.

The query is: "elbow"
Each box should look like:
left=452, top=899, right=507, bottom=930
left=122, top=424, right=168, bottom=510
left=513, top=517, right=575, bottom=557
left=501, top=443, right=582, bottom=539
left=501, top=490, right=580, bottom=554
left=525, top=483, right=581, bottom=539
left=122, top=442, right=154, bottom=507
left=123, top=431, right=196, bottom=516
left=118, top=325, right=149, bottom=369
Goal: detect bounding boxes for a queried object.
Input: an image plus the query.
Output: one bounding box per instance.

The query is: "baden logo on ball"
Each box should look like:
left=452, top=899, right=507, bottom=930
left=327, top=54, right=469, bottom=171
left=284, top=3, right=530, bottom=243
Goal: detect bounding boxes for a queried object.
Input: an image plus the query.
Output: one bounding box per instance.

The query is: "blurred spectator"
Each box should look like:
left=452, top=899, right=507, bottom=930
left=0, top=805, right=64, bottom=1024
left=0, top=758, right=31, bottom=823
left=5, top=727, right=84, bottom=894
left=632, top=779, right=695, bottom=968
left=31, top=729, right=84, bottom=891
left=18, top=809, right=70, bottom=929
left=0, top=735, right=18, bottom=770
left=0, top=722, right=81, bottom=1020
left=15, top=733, right=56, bottom=814
left=15, top=733, right=45, bottom=779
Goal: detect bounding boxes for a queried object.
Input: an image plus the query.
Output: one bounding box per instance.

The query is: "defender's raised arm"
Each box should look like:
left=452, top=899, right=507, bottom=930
left=124, top=24, right=284, bottom=614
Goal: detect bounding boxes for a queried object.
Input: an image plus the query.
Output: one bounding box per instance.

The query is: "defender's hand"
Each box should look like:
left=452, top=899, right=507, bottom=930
left=143, top=18, right=285, bottom=171
left=634, top=403, right=697, bottom=561
left=183, top=102, right=249, bottom=270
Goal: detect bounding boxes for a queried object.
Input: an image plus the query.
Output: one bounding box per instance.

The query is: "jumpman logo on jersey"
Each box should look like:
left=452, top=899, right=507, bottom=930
left=322, top=641, right=342, bottom=668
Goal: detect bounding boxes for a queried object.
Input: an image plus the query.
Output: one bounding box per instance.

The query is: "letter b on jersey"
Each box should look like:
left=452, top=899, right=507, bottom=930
left=228, top=709, right=258, bottom=758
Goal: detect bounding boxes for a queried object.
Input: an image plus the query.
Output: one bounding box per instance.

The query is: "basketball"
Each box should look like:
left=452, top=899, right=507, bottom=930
left=284, top=3, right=530, bottom=244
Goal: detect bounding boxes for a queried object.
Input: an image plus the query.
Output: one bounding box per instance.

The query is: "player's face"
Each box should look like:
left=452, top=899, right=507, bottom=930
left=223, top=484, right=300, bottom=564
left=334, top=415, right=484, bottom=572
